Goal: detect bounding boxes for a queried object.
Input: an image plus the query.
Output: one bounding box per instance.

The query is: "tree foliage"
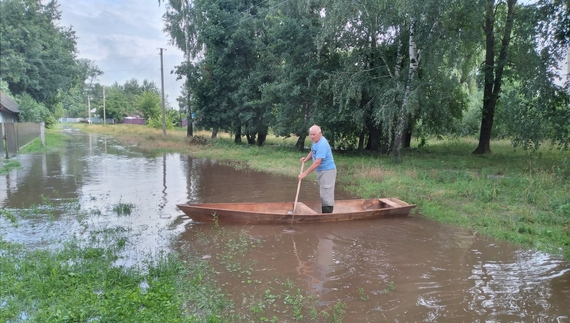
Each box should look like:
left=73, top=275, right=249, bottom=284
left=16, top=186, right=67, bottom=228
left=136, top=91, right=162, bottom=121
left=102, top=85, right=129, bottom=123
left=0, top=0, right=78, bottom=111
left=15, top=92, right=57, bottom=128
left=164, top=0, right=274, bottom=145
left=160, top=0, right=569, bottom=155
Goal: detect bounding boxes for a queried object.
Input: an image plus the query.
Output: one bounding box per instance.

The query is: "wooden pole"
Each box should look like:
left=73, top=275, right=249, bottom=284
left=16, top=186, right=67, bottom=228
left=292, top=161, right=305, bottom=223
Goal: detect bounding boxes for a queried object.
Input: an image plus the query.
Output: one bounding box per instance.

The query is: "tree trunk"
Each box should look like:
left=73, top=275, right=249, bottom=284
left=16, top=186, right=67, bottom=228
left=234, top=125, right=242, bottom=143
left=404, top=122, right=413, bottom=148
left=211, top=128, right=218, bottom=139
left=358, top=129, right=365, bottom=150
left=473, top=0, right=517, bottom=154
left=391, top=74, right=415, bottom=162
left=392, top=20, right=420, bottom=162
left=367, top=122, right=380, bottom=151
left=295, top=135, right=306, bottom=151
left=360, top=93, right=378, bottom=151
left=246, top=131, right=255, bottom=145
left=256, top=130, right=267, bottom=146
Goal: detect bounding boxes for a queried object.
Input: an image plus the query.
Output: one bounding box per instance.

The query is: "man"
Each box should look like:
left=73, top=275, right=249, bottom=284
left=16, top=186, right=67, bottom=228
left=298, top=125, right=337, bottom=213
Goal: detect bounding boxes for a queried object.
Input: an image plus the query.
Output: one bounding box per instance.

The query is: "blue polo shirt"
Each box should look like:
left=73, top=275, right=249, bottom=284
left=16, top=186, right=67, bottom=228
left=311, top=136, right=336, bottom=171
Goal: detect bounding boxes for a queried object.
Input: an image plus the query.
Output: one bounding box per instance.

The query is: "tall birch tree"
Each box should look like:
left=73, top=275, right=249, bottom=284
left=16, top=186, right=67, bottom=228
left=318, top=0, right=474, bottom=159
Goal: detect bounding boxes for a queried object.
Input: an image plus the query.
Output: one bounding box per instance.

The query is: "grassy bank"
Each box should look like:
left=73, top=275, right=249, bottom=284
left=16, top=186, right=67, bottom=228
left=78, top=124, right=570, bottom=259
left=0, top=127, right=68, bottom=175
left=20, top=127, right=68, bottom=154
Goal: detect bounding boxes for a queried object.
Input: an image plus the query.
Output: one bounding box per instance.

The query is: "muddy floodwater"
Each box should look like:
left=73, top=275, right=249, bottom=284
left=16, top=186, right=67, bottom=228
left=1, top=129, right=569, bottom=322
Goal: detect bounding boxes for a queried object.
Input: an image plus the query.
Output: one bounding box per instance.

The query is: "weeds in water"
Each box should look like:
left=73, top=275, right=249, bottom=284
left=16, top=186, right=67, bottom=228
left=212, top=212, right=220, bottom=227
left=382, top=281, right=395, bottom=294
left=331, top=301, right=347, bottom=323
left=0, top=236, right=193, bottom=323
left=40, top=194, right=54, bottom=208
left=0, top=159, right=21, bottom=174
left=112, top=202, right=135, bottom=215
left=20, top=202, right=54, bottom=220
left=282, top=286, right=307, bottom=320
left=0, top=209, right=17, bottom=224
left=358, top=287, right=369, bottom=301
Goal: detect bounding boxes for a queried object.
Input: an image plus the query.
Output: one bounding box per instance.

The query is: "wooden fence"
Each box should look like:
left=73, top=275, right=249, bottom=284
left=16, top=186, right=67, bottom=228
left=1, top=122, right=44, bottom=159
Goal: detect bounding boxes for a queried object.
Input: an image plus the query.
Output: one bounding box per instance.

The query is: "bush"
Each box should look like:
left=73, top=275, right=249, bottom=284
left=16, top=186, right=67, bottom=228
left=147, top=114, right=175, bottom=130
left=15, top=93, right=56, bottom=128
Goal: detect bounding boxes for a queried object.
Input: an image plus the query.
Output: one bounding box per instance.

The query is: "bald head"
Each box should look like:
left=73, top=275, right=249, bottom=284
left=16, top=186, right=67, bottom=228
left=309, top=124, right=322, bottom=143
left=309, top=125, right=321, bottom=133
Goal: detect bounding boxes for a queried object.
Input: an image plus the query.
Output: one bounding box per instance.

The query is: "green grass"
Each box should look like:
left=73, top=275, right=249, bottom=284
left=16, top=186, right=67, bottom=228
left=0, top=236, right=228, bottom=323
left=19, top=126, right=68, bottom=154
left=0, top=159, right=21, bottom=174
left=112, top=202, right=136, bottom=215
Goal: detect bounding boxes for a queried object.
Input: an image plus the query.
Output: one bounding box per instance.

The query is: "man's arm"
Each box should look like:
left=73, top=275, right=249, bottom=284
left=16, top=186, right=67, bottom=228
left=298, top=158, right=322, bottom=180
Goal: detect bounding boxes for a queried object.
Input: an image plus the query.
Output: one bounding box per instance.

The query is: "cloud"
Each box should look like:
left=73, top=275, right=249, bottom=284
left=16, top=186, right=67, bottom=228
left=57, top=0, right=185, bottom=106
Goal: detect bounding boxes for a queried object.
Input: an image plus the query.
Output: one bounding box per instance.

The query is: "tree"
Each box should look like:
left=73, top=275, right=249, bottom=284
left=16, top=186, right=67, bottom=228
left=159, top=0, right=568, bottom=154
left=472, top=0, right=570, bottom=153
left=136, top=91, right=162, bottom=121
left=473, top=0, right=517, bottom=154
left=501, top=0, right=570, bottom=149
left=318, top=0, right=474, bottom=158
left=103, top=85, right=128, bottom=123
left=60, top=59, right=103, bottom=118
left=62, top=86, right=87, bottom=118
left=76, top=58, right=103, bottom=92
left=164, top=0, right=273, bottom=145
left=15, top=93, right=57, bottom=128
left=0, top=0, right=78, bottom=111
left=261, top=1, right=334, bottom=150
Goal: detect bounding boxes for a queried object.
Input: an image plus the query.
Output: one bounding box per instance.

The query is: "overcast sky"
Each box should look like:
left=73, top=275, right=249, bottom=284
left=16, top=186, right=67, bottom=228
left=56, top=0, right=185, bottom=107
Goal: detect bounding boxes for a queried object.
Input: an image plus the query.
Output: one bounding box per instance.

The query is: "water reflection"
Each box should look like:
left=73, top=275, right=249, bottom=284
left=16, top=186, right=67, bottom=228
left=180, top=219, right=570, bottom=322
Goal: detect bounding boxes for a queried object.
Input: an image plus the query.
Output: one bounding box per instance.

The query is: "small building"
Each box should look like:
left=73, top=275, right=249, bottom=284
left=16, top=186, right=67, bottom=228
left=0, top=91, right=19, bottom=123
left=1, top=91, right=20, bottom=158
left=121, top=116, right=145, bottom=125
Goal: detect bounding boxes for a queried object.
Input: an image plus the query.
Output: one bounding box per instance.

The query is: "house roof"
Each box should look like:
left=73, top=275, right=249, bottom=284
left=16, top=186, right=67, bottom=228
left=0, top=91, right=20, bottom=114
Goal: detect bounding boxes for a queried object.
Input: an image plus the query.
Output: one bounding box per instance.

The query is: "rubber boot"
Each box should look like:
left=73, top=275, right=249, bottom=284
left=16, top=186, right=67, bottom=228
left=321, top=206, right=334, bottom=214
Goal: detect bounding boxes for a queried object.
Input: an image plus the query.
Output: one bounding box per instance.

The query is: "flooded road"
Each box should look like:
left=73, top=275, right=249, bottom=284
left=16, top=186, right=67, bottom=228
left=1, top=129, right=569, bottom=322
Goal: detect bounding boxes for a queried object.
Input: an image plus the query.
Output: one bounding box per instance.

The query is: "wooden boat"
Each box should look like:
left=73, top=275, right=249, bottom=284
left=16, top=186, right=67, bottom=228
left=176, top=198, right=416, bottom=224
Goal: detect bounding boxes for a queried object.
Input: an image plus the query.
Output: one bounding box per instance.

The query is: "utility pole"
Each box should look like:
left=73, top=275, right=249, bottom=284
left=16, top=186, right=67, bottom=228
left=87, top=95, right=91, bottom=125
left=159, top=48, right=167, bottom=137
left=103, top=87, right=106, bottom=125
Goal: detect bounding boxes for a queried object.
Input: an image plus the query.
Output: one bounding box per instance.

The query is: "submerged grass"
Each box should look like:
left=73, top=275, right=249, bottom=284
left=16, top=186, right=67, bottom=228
left=112, top=202, right=136, bottom=216
left=0, top=159, right=21, bottom=175
left=0, top=236, right=229, bottom=323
